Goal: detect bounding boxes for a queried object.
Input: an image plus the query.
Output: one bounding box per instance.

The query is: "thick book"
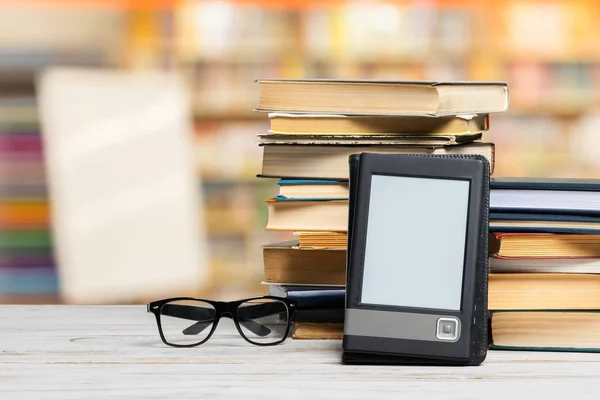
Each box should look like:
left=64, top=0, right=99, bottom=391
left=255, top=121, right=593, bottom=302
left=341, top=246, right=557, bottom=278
left=276, top=179, right=349, bottom=200
left=255, top=79, right=509, bottom=116
left=490, top=177, right=600, bottom=214
left=262, top=240, right=346, bottom=286
left=489, top=273, right=600, bottom=310
left=268, top=284, right=345, bottom=310
left=268, top=113, right=489, bottom=135
left=257, top=133, right=483, bottom=147
left=265, top=198, right=348, bottom=231
left=490, top=212, right=600, bottom=234
left=295, top=231, right=347, bottom=249
left=268, top=282, right=345, bottom=323
left=292, top=322, right=344, bottom=340
left=490, top=232, right=600, bottom=259
left=490, top=311, right=600, bottom=352
left=260, top=142, right=495, bottom=179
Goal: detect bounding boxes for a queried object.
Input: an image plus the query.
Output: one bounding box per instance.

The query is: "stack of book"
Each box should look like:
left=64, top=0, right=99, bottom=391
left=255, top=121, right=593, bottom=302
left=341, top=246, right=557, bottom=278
left=254, top=79, right=509, bottom=339
left=488, top=178, right=600, bottom=352
left=0, top=95, right=57, bottom=302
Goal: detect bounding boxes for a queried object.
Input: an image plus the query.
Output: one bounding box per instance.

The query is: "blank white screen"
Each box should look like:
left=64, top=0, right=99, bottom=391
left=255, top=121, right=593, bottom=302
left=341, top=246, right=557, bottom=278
left=361, top=175, right=470, bottom=311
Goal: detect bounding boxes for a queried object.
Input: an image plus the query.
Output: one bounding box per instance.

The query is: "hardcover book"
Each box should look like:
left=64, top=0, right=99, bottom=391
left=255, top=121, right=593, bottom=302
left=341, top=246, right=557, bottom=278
left=256, top=79, right=509, bottom=116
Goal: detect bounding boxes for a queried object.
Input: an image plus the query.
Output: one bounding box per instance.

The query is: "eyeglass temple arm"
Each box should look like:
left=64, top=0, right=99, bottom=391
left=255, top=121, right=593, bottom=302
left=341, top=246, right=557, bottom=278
left=159, top=304, right=272, bottom=337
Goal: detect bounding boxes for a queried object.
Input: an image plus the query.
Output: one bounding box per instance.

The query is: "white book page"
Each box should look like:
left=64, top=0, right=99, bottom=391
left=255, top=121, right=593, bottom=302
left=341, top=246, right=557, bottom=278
left=491, top=189, right=600, bottom=211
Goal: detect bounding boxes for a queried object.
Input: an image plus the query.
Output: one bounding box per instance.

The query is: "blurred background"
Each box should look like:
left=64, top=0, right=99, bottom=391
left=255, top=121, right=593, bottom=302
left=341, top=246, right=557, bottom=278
left=2, top=0, right=600, bottom=304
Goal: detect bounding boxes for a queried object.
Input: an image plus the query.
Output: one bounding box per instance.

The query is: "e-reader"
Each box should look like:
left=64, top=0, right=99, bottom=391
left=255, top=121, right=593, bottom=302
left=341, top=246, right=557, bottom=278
left=342, top=153, right=489, bottom=366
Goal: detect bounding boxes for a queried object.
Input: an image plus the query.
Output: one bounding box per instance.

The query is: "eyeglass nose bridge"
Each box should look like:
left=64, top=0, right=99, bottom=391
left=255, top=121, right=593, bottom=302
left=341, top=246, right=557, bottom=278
left=218, top=301, right=239, bottom=317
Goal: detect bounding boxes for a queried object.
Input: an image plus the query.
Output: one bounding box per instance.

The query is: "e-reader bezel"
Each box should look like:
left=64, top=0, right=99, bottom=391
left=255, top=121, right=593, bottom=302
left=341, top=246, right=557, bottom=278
left=343, top=153, right=488, bottom=363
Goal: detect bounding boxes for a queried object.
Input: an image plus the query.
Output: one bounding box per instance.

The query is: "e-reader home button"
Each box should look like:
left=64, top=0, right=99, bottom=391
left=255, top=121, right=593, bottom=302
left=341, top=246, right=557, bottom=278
left=436, top=317, right=460, bottom=342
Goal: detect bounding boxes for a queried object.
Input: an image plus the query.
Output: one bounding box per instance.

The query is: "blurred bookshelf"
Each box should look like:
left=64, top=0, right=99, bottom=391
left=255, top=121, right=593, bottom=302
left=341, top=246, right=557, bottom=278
left=2, top=0, right=600, bottom=302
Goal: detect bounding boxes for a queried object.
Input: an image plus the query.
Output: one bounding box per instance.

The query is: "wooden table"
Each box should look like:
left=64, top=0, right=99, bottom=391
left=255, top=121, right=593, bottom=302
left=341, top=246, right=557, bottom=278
left=2, top=306, right=600, bottom=399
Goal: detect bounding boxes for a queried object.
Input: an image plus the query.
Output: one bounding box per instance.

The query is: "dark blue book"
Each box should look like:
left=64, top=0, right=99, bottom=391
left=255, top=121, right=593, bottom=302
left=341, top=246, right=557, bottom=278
left=490, top=177, right=600, bottom=215
left=292, top=309, right=344, bottom=323
left=491, top=177, right=600, bottom=191
left=269, top=285, right=345, bottom=322
left=269, top=284, right=345, bottom=310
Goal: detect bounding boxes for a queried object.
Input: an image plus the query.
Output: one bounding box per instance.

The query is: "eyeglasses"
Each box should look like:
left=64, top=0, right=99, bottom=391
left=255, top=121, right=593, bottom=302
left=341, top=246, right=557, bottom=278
left=147, top=296, right=296, bottom=347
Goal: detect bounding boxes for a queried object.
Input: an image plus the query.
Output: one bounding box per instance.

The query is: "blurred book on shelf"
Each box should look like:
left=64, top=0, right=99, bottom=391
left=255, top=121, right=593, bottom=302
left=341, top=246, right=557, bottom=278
left=0, top=67, right=58, bottom=304
left=37, top=67, right=207, bottom=304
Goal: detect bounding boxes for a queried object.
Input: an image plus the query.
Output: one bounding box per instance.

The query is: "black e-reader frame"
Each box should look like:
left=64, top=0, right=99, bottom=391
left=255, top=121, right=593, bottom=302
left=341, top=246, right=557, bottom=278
left=342, top=153, right=489, bottom=366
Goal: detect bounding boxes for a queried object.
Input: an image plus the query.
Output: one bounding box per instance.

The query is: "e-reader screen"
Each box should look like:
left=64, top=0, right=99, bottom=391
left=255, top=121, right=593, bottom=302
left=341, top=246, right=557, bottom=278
left=360, top=174, right=470, bottom=311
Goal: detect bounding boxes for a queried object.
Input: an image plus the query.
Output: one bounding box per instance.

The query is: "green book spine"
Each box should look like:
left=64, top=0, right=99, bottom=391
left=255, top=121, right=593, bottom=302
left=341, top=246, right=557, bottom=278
left=0, top=230, right=52, bottom=249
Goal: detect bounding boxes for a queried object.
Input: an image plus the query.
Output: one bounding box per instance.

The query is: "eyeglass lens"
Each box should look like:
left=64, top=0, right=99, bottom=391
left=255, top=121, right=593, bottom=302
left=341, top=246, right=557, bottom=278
left=159, top=299, right=216, bottom=346
left=236, top=298, right=290, bottom=345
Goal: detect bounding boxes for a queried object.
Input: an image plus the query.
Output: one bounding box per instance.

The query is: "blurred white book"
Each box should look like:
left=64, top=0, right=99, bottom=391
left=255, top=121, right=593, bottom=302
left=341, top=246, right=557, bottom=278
left=37, top=67, right=207, bottom=304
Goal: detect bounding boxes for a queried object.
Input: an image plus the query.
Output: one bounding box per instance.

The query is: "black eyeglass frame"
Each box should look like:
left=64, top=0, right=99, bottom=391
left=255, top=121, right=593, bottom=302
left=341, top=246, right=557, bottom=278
left=147, top=296, right=297, bottom=347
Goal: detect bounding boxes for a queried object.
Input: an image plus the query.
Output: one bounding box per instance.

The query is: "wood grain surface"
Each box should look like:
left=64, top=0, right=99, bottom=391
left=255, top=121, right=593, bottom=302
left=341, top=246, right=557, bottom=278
left=2, top=305, right=600, bottom=399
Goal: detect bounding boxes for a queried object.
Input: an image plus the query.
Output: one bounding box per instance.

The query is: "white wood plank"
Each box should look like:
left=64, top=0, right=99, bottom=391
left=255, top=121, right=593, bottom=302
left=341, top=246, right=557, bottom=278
left=1, top=306, right=600, bottom=399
